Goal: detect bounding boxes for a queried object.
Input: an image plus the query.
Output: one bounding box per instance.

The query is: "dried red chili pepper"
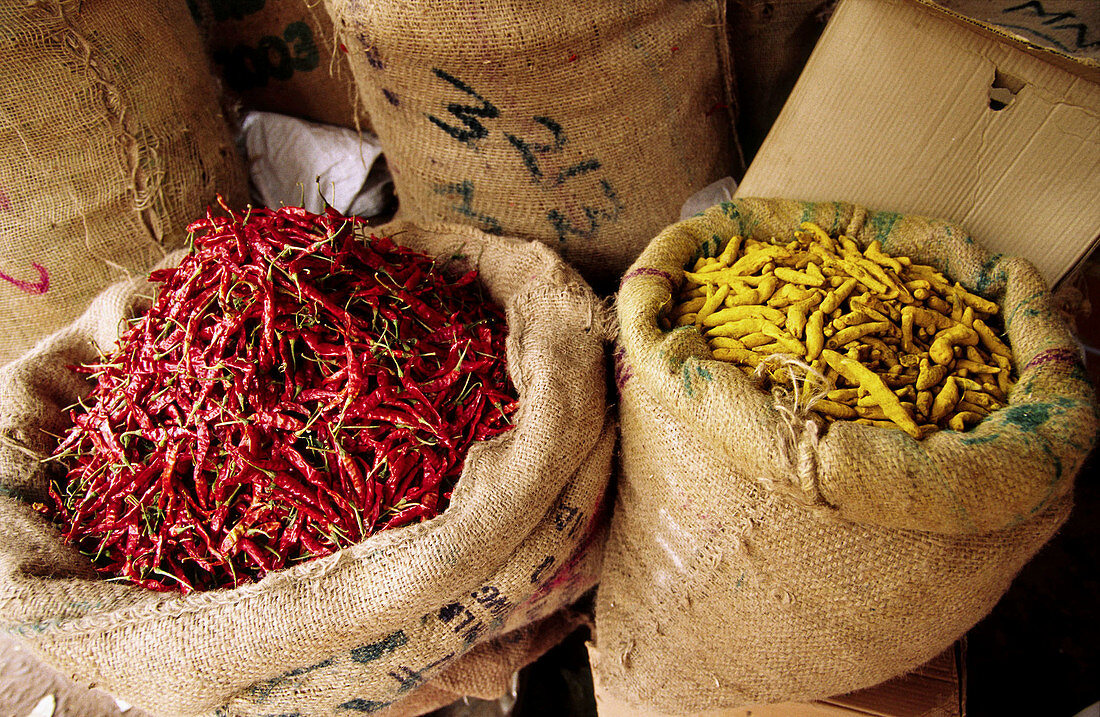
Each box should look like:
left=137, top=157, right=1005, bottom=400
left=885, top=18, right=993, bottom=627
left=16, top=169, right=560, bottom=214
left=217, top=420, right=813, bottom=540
left=40, top=202, right=518, bottom=593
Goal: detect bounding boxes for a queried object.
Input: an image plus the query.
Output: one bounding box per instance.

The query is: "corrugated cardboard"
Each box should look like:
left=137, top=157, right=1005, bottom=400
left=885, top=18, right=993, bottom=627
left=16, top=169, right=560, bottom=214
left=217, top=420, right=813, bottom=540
left=735, top=0, right=1100, bottom=287
left=935, top=1, right=1100, bottom=63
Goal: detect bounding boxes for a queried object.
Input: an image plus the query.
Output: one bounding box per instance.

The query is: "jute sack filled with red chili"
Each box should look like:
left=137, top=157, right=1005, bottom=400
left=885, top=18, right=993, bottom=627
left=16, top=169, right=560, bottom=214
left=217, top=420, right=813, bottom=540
left=591, top=197, right=1097, bottom=714
left=0, top=211, right=615, bottom=716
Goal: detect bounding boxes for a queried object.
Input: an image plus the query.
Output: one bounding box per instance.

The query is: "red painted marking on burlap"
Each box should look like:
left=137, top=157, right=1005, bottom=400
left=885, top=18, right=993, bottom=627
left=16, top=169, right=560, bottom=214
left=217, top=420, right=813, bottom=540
left=0, top=263, right=50, bottom=295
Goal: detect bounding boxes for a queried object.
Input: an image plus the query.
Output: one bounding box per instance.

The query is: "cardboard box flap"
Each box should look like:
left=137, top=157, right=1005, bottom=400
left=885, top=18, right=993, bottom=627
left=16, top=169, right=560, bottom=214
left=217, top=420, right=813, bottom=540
left=935, top=0, right=1100, bottom=74
left=737, top=0, right=1100, bottom=287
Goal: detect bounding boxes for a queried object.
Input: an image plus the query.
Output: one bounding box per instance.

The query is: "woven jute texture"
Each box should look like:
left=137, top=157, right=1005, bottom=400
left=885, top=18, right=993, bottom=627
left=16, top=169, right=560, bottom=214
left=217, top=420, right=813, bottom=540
left=323, top=0, right=741, bottom=289
left=192, top=0, right=371, bottom=131
left=0, top=0, right=248, bottom=367
left=725, top=0, right=829, bottom=160
left=0, top=220, right=615, bottom=717
left=593, top=197, right=1098, bottom=714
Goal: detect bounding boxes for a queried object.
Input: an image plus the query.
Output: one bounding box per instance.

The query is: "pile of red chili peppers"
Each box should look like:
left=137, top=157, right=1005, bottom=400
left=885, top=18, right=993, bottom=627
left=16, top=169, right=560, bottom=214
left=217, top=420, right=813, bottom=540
left=40, top=203, right=518, bottom=593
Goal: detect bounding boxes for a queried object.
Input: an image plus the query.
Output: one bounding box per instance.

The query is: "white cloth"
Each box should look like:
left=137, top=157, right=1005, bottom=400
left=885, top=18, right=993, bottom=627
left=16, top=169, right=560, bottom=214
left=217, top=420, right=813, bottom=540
left=241, top=111, right=392, bottom=217
left=680, top=176, right=737, bottom=220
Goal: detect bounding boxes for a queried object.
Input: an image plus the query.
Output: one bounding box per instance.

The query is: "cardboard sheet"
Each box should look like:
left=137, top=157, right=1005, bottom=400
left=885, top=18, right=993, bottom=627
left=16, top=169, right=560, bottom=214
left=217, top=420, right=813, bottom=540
left=736, top=0, right=1100, bottom=287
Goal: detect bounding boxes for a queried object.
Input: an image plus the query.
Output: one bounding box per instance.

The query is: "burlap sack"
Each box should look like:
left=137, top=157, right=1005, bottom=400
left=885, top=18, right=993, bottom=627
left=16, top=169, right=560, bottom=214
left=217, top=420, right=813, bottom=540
left=0, top=219, right=615, bottom=717
left=724, top=0, right=830, bottom=161
left=323, top=0, right=742, bottom=289
left=0, top=0, right=249, bottom=368
left=592, top=197, right=1097, bottom=714
left=190, top=0, right=371, bottom=131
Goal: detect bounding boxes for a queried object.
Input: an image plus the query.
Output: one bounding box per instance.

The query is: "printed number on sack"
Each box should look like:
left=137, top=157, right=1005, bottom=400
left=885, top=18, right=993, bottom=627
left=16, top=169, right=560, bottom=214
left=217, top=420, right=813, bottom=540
left=212, top=20, right=320, bottom=92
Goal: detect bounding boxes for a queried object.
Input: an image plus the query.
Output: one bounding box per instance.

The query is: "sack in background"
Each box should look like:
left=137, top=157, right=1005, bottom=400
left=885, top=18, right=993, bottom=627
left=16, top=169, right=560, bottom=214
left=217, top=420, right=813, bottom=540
left=0, top=221, right=615, bottom=717
left=324, top=0, right=742, bottom=289
left=724, top=0, right=831, bottom=161
left=593, top=197, right=1097, bottom=713
left=0, top=0, right=249, bottom=368
left=190, top=0, right=371, bottom=131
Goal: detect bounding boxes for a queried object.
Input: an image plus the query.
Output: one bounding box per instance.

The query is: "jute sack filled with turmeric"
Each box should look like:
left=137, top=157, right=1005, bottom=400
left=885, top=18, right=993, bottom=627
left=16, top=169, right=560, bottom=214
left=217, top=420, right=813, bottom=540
left=591, top=197, right=1097, bottom=714
left=0, top=220, right=615, bottom=717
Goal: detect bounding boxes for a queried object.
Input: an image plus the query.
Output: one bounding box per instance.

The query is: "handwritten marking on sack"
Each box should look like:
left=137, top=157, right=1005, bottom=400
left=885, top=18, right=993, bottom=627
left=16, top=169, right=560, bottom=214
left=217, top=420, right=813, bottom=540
left=350, top=630, right=410, bottom=663
left=613, top=346, right=634, bottom=390
left=426, top=68, right=624, bottom=242
left=337, top=697, right=390, bottom=713
left=247, top=656, right=336, bottom=704
left=437, top=583, right=513, bottom=645
left=433, top=181, right=503, bottom=235
left=0, top=193, right=48, bottom=295
left=0, top=263, right=50, bottom=295
left=386, top=652, right=457, bottom=694
left=547, top=180, right=624, bottom=243
left=553, top=503, right=582, bottom=534
left=427, top=69, right=500, bottom=145
left=682, top=363, right=713, bottom=398
left=210, top=20, right=321, bottom=92
left=1000, top=2, right=1099, bottom=52
left=531, top=555, right=556, bottom=583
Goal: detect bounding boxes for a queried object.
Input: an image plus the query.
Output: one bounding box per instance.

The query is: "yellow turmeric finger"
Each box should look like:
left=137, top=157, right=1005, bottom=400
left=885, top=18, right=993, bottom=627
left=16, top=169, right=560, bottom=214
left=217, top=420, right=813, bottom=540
left=725, top=286, right=767, bottom=307
left=709, top=336, right=747, bottom=350
left=827, top=388, right=860, bottom=403
left=828, top=321, right=892, bottom=349
left=713, top=347, right=762, bottom=366
left=929, top=323, right=979, bottom=365
left=992, top=353, right=1014, bottom=396
left=702, top=304, right=786, bottom=327
left=692, top=256, right=722, bottom=273
left=787, top=303, right=809, bottom=339
left=955, top=358, right=999, bottom=374
left=695, top=283, right=731, bottom=327
left=864, top=240, right=904, bottom=274
left=915, top=358, right=950, bottom=391
left=903, top=305, right=956, bottom=332
left=805, top=309, right=826, bottom=361
left=705, top=317, right=770, bottom=338
left=755, top=274, right=780, bottom=303
left=819, top=278, right=859, bottom=315
left=930, top=376, right=960, bottom=424
left=799, top=221, right=835, bottom=250
left=948, top=411, right=984, bottom=431
left=740, top=332, right=774, bottom=349
left=916, top=389, right=934, bottom=418
left=832, top=310, right=871, bottom=331
left=766, top=283, right=813, bottom=308
left=728, top=244, right=788, bottom=275
left=925, top=294, right=952, bottom=315
left=670, top=297, right=706, bottom=319
left=774, top=266, right=825, bottom=287
left=815, top=399, right=858, bottom=419
left=821, top=349, right=921, bottom=438
left=953, top=283, right=999, bottom=315
left=863, top=336, right=900, bottom=368
left=973, top=318, right=1012, bottom=358
left=717, top=235, right=743, bottom=266
left=961, top=389, right=1004, bottom=411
